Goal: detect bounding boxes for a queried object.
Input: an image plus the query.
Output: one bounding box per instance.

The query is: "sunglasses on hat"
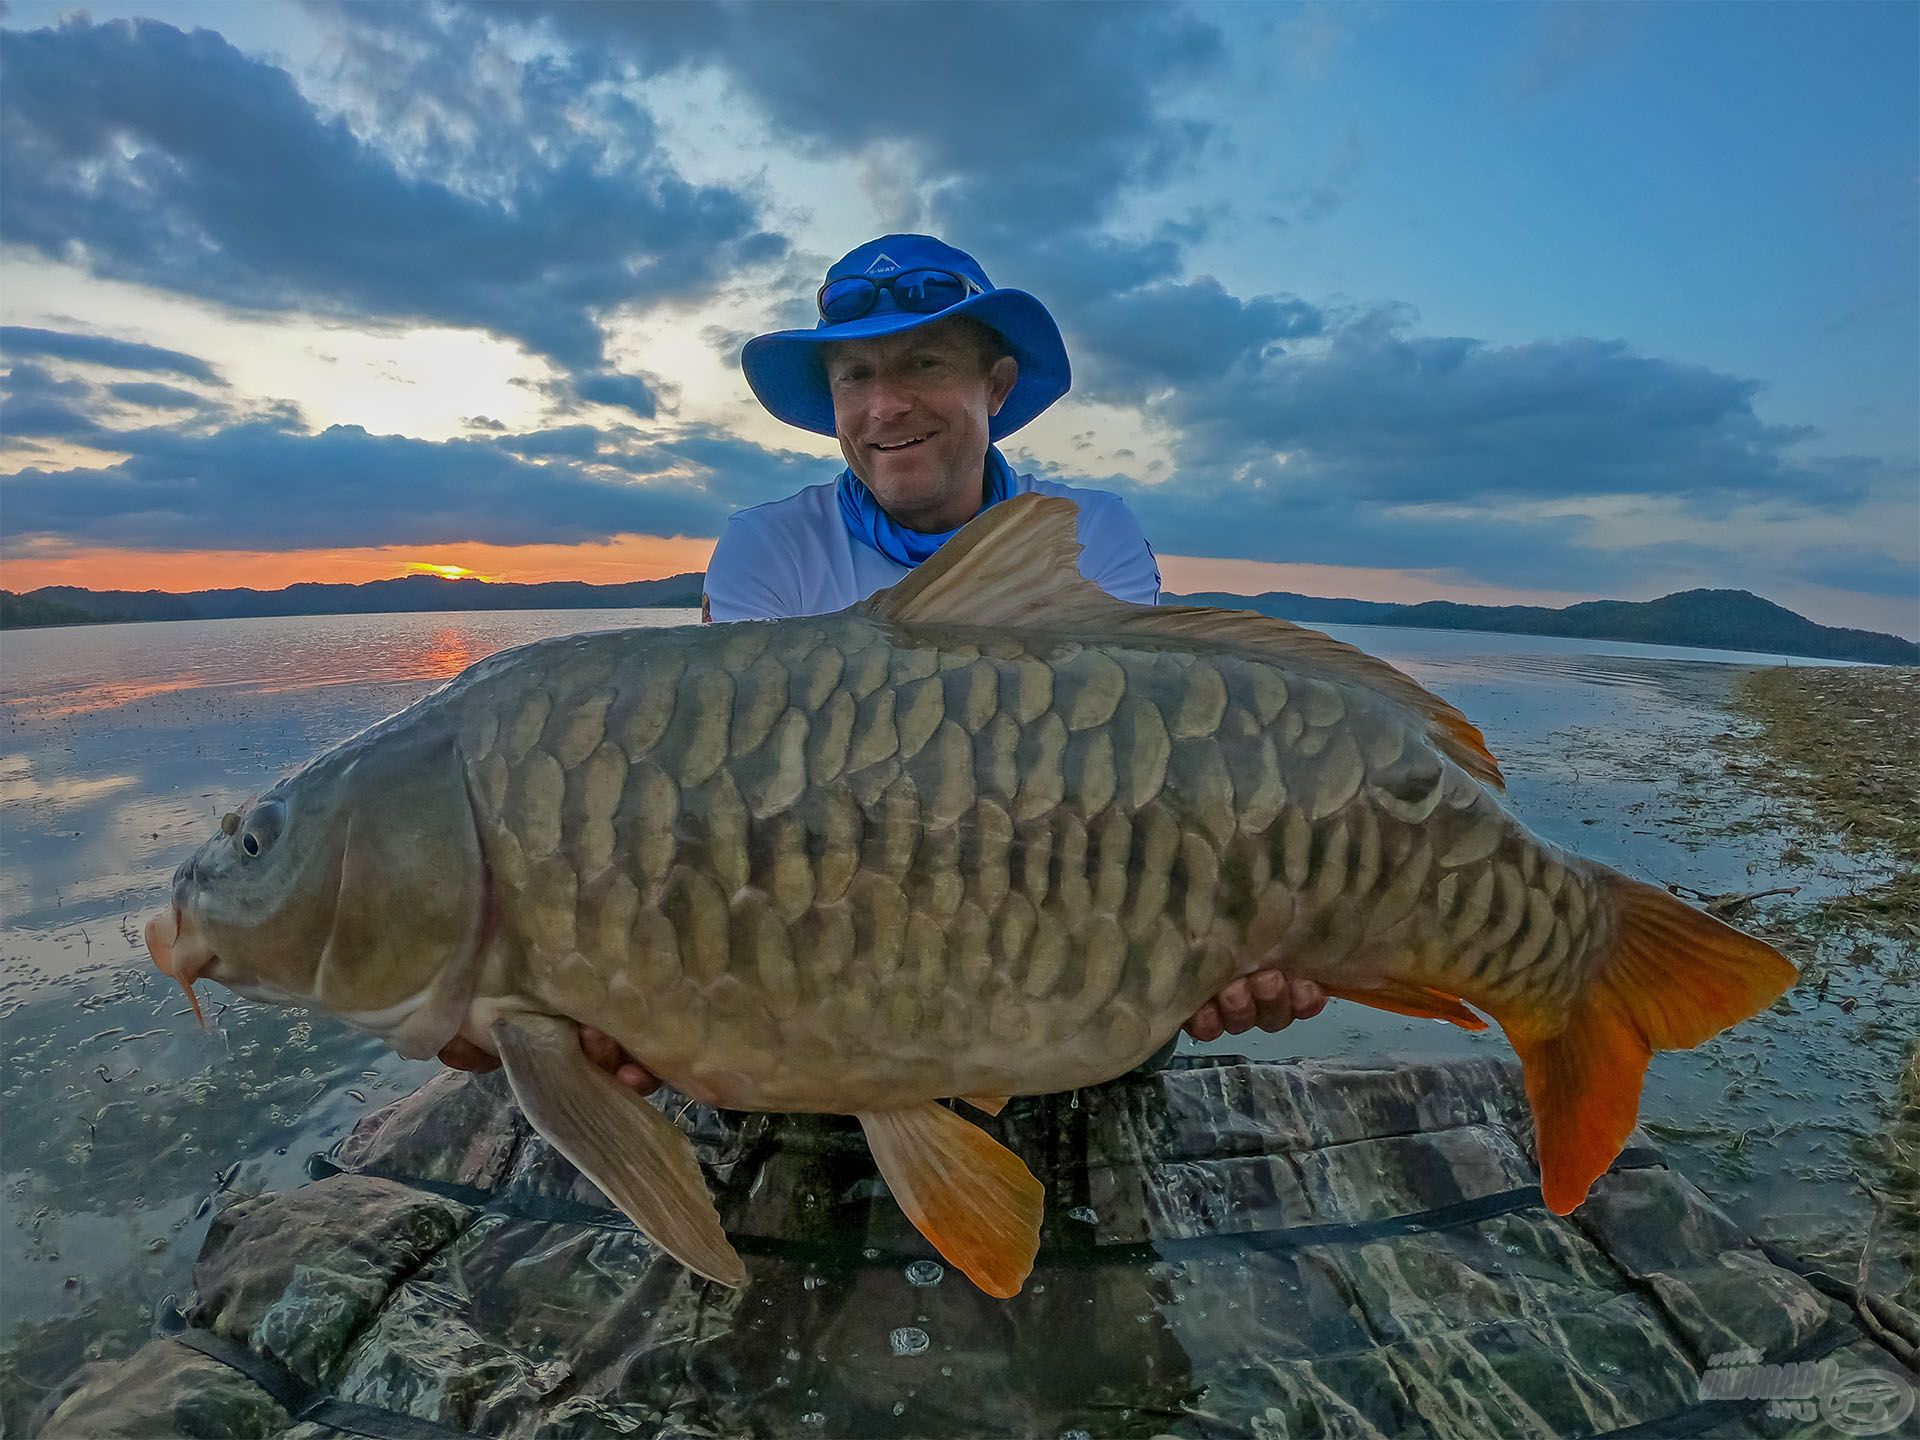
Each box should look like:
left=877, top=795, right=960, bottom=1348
left=817, top=268, right=984, bottom=325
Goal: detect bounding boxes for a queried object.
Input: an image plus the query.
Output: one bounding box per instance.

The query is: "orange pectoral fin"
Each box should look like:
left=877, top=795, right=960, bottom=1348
left=858, top=1102, right=1043, bottom=1299
left=1321, top=979, right=1489, bottom=1031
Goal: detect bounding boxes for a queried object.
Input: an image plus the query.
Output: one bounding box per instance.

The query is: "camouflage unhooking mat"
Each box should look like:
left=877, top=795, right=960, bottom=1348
left=38, top=1057, right=1918, bottom=1439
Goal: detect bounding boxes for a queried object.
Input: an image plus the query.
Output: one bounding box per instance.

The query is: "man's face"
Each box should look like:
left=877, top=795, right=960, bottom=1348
left=825, top=318, right=1019, bottom=534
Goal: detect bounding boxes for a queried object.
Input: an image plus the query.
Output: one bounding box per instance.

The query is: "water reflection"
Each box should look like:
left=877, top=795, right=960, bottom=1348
left=0, top=761, right=138, bottom=812
left=0, top=608, right=696, bottom=1427
left=418, top=625, right=477, bottom=683
left=0, top=610, right=660, bottom=727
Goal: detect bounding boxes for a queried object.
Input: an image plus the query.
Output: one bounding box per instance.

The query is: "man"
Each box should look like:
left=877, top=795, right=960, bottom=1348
left=705, top=236, right=1159, bottom=623
left=440, top=235, right=1323, bottom=1091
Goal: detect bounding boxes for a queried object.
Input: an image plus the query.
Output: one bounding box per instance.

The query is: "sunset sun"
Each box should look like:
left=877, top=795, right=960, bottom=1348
left=406, top=562, right=496, bottom=583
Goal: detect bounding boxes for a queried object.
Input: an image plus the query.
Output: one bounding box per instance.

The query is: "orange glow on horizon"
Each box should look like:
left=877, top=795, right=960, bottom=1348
left=1, top=533, right=719, bottom=593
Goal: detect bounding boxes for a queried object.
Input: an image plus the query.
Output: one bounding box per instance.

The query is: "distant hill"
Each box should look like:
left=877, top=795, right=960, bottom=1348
left=3, top=575, right=1912, bottom=665
left=1, top=573, right=705, bottom=627
left=0, top=591, right=107, bottom=628
left=1163, top=586, right=1918, bottom=665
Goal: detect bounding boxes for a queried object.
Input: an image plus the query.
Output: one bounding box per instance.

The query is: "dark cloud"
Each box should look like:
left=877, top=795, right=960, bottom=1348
left=106, top=381, right=207, bottom=410
left=494, top=425, right=608, bottom=460
left=1786, top=545, right=1920, bottom=601
left=3, top=361, right=86, bottom=398
left=1147, top=318, right=1868, bottom=513
left=0, top=18, right=783, bottom=371
left=1019, top=454, right=1738, bottom=599
left=0, top=396, right=96, bottom=439
left=0, top=413, right=832, bottom=552
left=0, top=325, right=223, bottom=383
left=571, top=372, right=659, bottom=420
left=1, top=360, right=101, bottom=438
left=1012, top=302, right=1897, bottom=598
left=1068, top=279, right=1325, bottom=400
left=5, top=357, right=243, bottom=439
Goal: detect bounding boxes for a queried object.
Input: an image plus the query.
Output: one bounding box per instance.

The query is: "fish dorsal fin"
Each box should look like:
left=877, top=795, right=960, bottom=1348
left=858, top=494, right=1123, bottom=630
left=861, top=494, right=1505, bottom=790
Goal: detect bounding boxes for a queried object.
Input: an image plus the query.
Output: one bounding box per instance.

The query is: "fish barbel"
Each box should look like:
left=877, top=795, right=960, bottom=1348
left=143, top=495, right=1795, bottom=1296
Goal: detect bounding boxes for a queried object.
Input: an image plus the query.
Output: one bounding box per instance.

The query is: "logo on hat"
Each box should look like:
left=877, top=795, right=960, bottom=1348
left=866, top=253, right=901, bottom=275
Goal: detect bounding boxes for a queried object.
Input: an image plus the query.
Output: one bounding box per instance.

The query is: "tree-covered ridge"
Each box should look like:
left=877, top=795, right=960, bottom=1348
left=3, top=577, right=1913, bottom=665
left=0, top=574, right=705, bottom=627
left=1165, top=587, right=1918, bottom=666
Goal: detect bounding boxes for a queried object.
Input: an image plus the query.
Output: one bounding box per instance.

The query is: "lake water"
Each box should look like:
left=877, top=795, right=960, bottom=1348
left=0, top=610, right=1903, bottom=1420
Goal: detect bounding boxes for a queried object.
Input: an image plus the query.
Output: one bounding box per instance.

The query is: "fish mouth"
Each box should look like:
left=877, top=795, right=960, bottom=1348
left=144, top=904, right=215, bottom=1028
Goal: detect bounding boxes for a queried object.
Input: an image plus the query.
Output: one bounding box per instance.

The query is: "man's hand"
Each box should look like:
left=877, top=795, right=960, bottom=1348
left=1184, top=970, right=1326, bottom=1043
left=436, top=1035, right=500, bottom=1073
left=578, top=1026, right=662, bottom=1095
left=436, top=1028, right=662, bottom=1095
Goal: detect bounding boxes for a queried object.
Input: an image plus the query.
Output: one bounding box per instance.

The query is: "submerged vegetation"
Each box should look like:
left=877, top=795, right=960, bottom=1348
left=1721, top=663, right=1918, bottom=1359
left=1730, top=665, right=1920, bottom=938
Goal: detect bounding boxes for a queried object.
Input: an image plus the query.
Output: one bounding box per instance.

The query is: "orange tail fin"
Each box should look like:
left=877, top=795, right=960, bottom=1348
left=1500, top=873, right=1797, bottom=1214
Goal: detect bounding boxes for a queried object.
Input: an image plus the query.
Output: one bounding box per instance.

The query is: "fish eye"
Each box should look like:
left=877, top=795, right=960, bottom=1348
left=240, top=798, right=285, bottom=859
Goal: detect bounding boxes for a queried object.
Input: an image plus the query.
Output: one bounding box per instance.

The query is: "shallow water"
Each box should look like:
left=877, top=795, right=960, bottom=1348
left=0, top=611, right=1900, bottom=1417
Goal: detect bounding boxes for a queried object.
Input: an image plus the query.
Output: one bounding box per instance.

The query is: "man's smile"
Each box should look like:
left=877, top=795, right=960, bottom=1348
left=872, top=433, right=932, bottom=452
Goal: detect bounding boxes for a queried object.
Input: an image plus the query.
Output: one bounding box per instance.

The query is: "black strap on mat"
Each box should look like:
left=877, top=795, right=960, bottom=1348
left=156, top=1303, right=475, bottom=1440
left=161, top=1142, right=1860, bottom=1440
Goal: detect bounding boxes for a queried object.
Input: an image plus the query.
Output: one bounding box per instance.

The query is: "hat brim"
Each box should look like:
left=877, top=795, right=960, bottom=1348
left=741, top=289, right=1071, bottom=441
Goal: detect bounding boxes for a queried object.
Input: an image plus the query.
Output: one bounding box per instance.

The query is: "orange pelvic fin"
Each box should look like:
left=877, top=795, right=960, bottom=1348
left=958, top=1094, right=1009, bottom=1116
left=858, top=1102, right=1043, bottom=1299
left=1320, top=979, right=1489, bottom=1031
left=1502, top=873, right=1797, bottom=1216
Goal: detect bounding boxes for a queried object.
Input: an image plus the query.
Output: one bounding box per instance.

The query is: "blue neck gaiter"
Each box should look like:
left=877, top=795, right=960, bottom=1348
left=837, top=446, right=1018, bottom=568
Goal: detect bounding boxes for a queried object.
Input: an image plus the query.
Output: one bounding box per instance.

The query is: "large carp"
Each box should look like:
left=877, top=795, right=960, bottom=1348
left=144, top=496, right=1795, bottom=1296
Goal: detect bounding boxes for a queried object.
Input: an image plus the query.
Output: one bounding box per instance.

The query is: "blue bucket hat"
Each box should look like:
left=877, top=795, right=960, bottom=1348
left=741, top=234, right=1071, bottom=441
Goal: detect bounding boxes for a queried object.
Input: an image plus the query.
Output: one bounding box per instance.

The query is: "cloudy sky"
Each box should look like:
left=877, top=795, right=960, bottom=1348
left=1, top=1, right=1914, bottom=637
